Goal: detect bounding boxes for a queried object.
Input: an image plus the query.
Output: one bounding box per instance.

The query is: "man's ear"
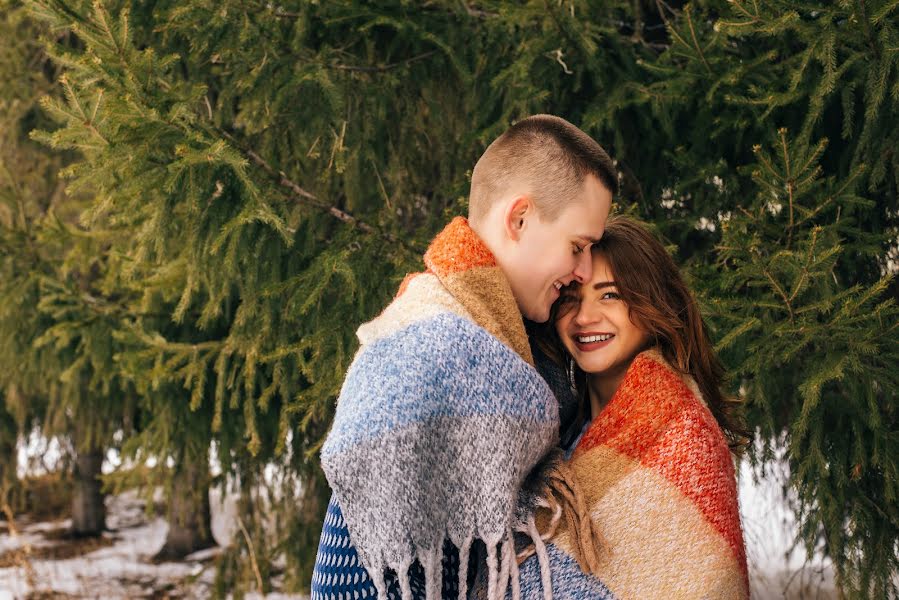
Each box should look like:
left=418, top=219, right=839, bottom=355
left=504, top=195, right=531, bottom=242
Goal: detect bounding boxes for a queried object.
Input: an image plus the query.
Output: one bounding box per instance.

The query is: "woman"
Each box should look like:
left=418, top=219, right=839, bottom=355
left=495, top=216, right=751, bottom=599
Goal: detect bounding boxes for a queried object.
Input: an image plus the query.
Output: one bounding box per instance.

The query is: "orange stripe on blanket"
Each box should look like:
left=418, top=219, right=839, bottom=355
left=575, top=354, right=748, bottom=586
left=559, top=445, right=749, bottom=599
left=424, top=217, right=496, bottom=276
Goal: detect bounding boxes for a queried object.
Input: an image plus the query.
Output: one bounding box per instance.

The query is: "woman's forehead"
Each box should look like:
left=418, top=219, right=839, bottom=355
left=590, top=253, right=616, bottom=282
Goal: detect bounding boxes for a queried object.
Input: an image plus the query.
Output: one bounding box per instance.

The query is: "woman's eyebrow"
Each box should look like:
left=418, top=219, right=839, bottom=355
left=592, top=281, right=616, bottom=290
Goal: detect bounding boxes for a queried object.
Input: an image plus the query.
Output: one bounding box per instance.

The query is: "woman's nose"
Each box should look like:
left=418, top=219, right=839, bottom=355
left=573, top=301, right=601, bottom=327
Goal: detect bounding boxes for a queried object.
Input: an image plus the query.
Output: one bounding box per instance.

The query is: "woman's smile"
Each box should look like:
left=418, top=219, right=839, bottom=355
left=573, top=332, right=615, bottom=351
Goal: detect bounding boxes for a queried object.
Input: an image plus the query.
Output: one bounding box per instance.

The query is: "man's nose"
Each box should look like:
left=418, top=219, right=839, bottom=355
left=572, top=250, right=592, bottom=284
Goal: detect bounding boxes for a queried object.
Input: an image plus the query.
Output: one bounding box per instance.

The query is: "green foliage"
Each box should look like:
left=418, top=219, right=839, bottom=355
left=1, top=0, right=896, bottom=596
left=0, top=0, right=131, bottom=466
left=708, top=129, right=898, bottom=596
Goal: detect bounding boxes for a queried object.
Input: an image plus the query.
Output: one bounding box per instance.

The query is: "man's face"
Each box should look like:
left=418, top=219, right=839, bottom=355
left=503, top=174, right=612, bottom=323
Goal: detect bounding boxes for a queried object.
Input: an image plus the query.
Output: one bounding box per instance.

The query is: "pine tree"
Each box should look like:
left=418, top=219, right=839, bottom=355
left=0, top=0, right=134, bottom=535
left=708, top=130, right=898, bottom=597
left=0, top=0, right=220, bottom=551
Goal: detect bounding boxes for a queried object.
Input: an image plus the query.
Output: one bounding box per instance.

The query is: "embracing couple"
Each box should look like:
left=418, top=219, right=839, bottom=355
left=312, top=115, right=749, bottom=600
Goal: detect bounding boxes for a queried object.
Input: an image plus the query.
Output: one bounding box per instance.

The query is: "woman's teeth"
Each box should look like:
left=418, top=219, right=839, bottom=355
left=577, top=334, right=612, bottom=343
left=553, top=281, right=563, bottom=290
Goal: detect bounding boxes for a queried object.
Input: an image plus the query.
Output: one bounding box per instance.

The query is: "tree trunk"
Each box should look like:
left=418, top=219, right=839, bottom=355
left=154, top=447, right=214, bottom=561
left=71, top=446, right=105, bottom=536
left=0, top=405, right=17, bottom=515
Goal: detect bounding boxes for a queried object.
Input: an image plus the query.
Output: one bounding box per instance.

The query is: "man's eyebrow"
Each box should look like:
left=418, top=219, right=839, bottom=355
left=592, top=281, right=616, bottom=290
left=576, top=235, right=601, bottom=244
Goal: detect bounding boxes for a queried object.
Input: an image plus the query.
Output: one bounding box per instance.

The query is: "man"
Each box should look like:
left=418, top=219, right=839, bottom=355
left=313, top=115, right=617, bottom=600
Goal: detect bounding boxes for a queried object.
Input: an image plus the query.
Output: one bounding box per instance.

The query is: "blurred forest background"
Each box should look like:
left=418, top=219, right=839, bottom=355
left=0, top=0, right=897, bottom=598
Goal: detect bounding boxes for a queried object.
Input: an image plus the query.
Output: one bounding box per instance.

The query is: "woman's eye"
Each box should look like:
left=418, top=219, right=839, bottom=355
left=572, top=244, right=585, bottom=254
left=601, top=291, right=620, bottom=300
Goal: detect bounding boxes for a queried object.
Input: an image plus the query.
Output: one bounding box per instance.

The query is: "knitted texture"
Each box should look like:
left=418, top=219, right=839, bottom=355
left=475, top=350, right=750, bottom=599
left=319, top=217, right=560, bottom=600
left=312, top=496, right=460, bottom=599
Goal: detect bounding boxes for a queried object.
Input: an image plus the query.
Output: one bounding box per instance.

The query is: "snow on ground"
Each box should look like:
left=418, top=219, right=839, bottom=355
left=1, top=491, right=200, bottom=598
left=2, top=435, right=843, bottom=599
left=739, top=455, right=837, bottom=599
left=0, top=488, right=307, bottom=599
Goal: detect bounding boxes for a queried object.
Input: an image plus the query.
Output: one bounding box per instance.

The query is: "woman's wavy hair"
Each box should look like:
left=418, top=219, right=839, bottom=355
left=536, top=215, right=749, bottom=451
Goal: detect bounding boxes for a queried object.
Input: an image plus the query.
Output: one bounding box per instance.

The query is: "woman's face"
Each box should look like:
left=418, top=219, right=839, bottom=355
left=555, top=252, right=650, bottom=378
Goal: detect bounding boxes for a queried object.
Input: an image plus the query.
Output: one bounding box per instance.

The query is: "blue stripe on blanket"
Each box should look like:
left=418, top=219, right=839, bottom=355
left=324, top=312, right=557, bottom=455
left=506, top=544, right=617, bottom=600
left=312, top=494, right=460, bottom=600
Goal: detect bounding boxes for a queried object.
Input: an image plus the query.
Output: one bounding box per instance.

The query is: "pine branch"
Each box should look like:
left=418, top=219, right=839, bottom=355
left=788, top=229, right=819, bottom=304
left=684, top=6, right=712, bottom=74
left=762, top=265, right=795, bottom=323
left=459, top=2, right=499, bottom=19
left=217, top=128, right=424, bottom=256
left=727, top=0, right=761, bottom=23
left=779, top=129, right=795, bottom=247
left=329, top=50, right=437, bottom=73
left=856, top=0, right=882, bottom=60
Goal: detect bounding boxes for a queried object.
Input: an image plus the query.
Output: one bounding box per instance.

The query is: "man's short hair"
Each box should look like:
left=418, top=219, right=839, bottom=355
left=468, top=115, right=618, bottom=223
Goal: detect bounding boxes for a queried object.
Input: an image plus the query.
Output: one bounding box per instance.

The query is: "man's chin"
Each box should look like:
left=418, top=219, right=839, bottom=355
left=515, top=295, right=550, bottom=323
left=526, top=306, right=552, bottom=324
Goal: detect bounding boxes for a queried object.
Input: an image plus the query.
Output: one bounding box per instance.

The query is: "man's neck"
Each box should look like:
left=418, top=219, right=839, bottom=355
left=468, top=217, right=502, bottom=260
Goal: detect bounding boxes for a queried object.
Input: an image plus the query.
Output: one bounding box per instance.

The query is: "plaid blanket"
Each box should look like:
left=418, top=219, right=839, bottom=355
left=476, top=350, right=750, bottom=599
left=318, top=217, right=561, bottom=600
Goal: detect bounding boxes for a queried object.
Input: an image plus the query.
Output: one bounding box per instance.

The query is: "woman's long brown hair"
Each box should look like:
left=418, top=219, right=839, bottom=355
left=537, top=216, right=750, bottom=451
